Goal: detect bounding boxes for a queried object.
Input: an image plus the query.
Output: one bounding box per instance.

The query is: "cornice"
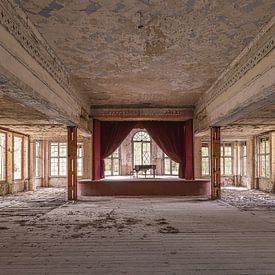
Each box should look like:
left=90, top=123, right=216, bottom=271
left=90, top=107, right=194, bottom=121
left=196, top=16, right=275, bottom=121
left=0, top=0, right=78, bottom=101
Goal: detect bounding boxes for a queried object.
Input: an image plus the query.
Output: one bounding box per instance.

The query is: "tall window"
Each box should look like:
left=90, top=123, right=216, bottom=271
left=105, top=148, right=120, bottom=176
left=258, top=137, right=270, bottom=178
left=240, top=142, right=247, bottom=176
left=220, top=143, right=233, bottom=175
left=163, top=153, right=178, bottom=175
left=13, top=136, right=23, bottom=180
left=0, top=133, right=6, bottom=181
left=133, top=131, right=151, bottom=166
left=77, top=143, right=83, bottom=177
left=50, top=143, right=67, bottom=177
left=201, top=143, right=210, bottom=176
left=35, top=141, right=42, bottom=178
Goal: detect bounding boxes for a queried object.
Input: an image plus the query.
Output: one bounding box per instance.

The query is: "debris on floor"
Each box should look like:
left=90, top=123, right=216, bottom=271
left=222, top=187, right=275, bottom=210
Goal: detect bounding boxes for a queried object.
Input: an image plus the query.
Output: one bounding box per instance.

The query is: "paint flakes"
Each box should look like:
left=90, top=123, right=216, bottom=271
left=38, top=1, right=64, bottom=18
left=80, top=2, right=101, bottom=14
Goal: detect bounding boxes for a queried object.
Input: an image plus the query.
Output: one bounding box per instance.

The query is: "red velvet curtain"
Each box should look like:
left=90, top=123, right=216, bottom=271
left=92, top=119, right=194, bottom=180
left=184, top=119, right=194, bottom=180
left=100, top=121, right=136, bottom=178
left=143, top=121, right=186, bottom=178
left=92, top=119, right=101, bottom=180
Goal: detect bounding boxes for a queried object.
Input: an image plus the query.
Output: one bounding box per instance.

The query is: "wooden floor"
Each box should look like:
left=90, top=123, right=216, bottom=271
left=0, top=188, right=275, bottom=274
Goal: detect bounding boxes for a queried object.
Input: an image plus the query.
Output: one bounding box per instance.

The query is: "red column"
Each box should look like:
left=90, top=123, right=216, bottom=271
left=92, top=119, right=101, bottom=180
left=210, top=127, right=221, bottom=199
left=184, top=119, right=194, bottom=180
left=67, top=126, right=77, bottom=200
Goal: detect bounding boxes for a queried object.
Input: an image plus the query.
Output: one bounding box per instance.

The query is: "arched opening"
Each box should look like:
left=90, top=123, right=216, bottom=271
left=132, top=131, right=151, bottom=167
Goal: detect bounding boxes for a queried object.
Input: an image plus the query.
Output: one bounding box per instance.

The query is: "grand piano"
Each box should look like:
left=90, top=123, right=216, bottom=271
left=133, top=164, right=156, bottom=178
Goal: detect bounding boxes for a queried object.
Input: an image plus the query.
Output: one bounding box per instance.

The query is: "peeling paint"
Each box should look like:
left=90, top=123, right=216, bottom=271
left=38, top=1, right=64, bottom=18
left=80, top=2, right=101, bottom=14
left=20, top=0, right=275, bottom=108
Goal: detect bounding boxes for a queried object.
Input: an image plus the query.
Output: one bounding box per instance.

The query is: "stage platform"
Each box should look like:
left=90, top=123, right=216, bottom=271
left=78, top=176, right=211, bottom=197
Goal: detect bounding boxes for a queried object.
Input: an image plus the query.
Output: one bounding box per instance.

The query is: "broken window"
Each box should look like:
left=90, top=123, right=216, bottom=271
left=13, top=136, right=23, bottom=180
left=258, top=137, right=270, bottom=178
left=105, top=148, right=120, bottom=176
left=201, top=142, right=210, bottom=176
left=163, top=153, right=178, bottom=175
left=0, top=132, right=6, bottom=181
left=50, top=142, right=67, bottom=177
left=221, top=143, right=233, bottom=176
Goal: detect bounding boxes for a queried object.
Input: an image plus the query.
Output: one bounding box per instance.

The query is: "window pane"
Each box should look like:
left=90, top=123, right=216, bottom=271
left=77, top=158, right=83, bottom=177
left=142, top=143, right=151, bottom=164
left=59, top=143, right=67, bottom=157
left=242, top=156, right=247, bottom=176
left=134, top=142, right=142, bottom=166
left=13, top=137, right=22, bottom=180
left=202, top=158, right=209, bottom=176
left=220, top=159, right=224, bottom=175
left=201, top=144, right=209, bottom=157
left=265, top=140, right=270, bottom=154
left=0, top=133, right=6, bottom=181
left=50, top=158, right=58, bottom=176
left=260, top=155, right=265, bottom=177
left=0, top=134, right=5, bottom=178
left=133, top=131, right=150, bottom=142
left=164, top=158, right=171, bottom=174
left=259, top=139, right=265, bottom=154
left=224, top=157, right=232, bottom=175
left=265, top=155, right=270, bottom=177
left=171, top=161, right=178, bottom=175
left=77, top=144, right=83, bottom=158
left=242, top=143, right=247, bottom=156
left=51, top=143, right=58, bottom=157
left=112, top=148, right=119, bottom=158
left=59, top=158, right=67, bottom=176
left=224, top=144, right=232, bottom=156
left=113, top=159, right=120, bottom=175
left=105, top=159, right=112, bottom=176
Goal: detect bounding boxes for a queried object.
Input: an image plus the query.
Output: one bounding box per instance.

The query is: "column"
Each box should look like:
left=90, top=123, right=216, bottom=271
left=67, top=126, right=77, bottom=200
left=210, top=127, right=221, bottom=199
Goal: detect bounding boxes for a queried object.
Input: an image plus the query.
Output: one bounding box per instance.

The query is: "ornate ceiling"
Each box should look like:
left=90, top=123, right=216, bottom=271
left=17, top=0, right=275, bottom=108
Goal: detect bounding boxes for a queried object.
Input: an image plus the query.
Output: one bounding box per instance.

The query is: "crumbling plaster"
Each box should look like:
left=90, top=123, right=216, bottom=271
left=19, top=0, right=275, bottom=108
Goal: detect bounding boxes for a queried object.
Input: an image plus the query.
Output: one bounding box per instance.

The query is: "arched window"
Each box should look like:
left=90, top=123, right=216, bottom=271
left=132, top=131, right=151, bottom=166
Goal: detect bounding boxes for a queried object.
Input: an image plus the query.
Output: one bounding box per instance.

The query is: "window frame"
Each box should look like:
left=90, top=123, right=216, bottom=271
left=162, top=153, right=178, bottom=175
left=0, top=132, right=7, bottom=182
left=220, top=142, right=233, bottom=176
left=240, top=141, right=247, bottom=177
left=35, top=141, right=43, bottom=178
left=77, top=143, right=84, bottom=178
left=201, top=142, right=210, bottom=177
left=257, top=137, right=270, bottom=179
left=49, top=142, right=67, bottom=178
left=132, top=130, right=152, bottom=167
left=13, top=135, right=24, bottom=181
left=104, top=147, right=121, bottom=176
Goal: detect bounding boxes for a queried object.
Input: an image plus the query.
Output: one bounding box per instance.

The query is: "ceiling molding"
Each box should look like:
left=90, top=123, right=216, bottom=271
left=90, top=107, right=193, bottom=121
left=196, top=16, right=275, bottom=115
left=0, top=0, right=79, bottom=101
